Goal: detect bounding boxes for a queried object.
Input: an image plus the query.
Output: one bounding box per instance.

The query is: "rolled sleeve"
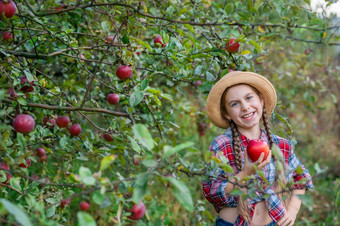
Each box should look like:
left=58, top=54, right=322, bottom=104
left=202, top=136, right=238, bottom=212
left=264, top=188, right=286, bottom=222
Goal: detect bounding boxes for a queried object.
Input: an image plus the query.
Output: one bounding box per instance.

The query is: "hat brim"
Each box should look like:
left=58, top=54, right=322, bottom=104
left=206, top=71, right=277, bottom=129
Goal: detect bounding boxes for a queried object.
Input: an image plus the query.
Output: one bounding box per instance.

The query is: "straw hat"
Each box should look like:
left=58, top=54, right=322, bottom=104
left=206, top=71, right=277, bottom=129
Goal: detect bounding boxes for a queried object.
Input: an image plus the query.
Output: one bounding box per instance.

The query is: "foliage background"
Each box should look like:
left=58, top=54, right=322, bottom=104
left=0, top=0, right=339, bottom=225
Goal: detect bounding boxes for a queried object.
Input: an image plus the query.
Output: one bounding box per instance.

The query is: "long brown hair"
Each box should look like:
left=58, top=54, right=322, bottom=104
left=220, top=84, right=288, bottom=222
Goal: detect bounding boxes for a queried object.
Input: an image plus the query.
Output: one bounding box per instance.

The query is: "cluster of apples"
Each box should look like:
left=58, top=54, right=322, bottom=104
left=1, top=0, right=17, bottom=41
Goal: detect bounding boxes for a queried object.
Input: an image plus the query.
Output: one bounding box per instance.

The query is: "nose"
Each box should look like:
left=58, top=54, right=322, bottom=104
left=241, top=101, right=250, bottom=111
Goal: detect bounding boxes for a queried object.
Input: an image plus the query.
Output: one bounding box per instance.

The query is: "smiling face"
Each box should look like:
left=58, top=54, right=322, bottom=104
left=222, top=84, right=264, bottom=132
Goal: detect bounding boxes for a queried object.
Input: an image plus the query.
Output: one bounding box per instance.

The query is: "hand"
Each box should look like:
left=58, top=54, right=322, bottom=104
left=243, top=150, right=272, bottom=176
left=277, top=207, right=298, bottom=226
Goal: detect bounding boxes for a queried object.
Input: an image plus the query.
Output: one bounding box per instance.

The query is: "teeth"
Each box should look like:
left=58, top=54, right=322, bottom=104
left=243, top=112, right=254, bottom=118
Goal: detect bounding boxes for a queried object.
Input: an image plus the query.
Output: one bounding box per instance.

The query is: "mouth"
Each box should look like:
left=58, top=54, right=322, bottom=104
left=241, top=112, right=255, bottom=119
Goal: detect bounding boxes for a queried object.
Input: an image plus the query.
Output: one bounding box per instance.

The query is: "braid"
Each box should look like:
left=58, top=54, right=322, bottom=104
left=262, top=108, right=274, bottom=149
left=230, top=120, right=243, bottom=171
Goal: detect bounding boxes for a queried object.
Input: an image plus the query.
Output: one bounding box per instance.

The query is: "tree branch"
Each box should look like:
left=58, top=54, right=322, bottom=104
left=1, top=98, right=129, bottom=117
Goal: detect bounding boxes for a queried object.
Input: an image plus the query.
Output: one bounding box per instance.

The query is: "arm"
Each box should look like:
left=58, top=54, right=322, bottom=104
left=224, top=150, right=272, bottom=195
left=277, top=189, right=305, bottom=226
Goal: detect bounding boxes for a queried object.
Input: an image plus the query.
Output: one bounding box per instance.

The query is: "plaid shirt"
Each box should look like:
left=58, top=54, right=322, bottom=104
left=202, top=128, right=314, bottom=225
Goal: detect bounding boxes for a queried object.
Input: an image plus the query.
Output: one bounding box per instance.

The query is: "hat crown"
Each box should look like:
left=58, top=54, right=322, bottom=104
left=206, top=71, right=277, bottom=129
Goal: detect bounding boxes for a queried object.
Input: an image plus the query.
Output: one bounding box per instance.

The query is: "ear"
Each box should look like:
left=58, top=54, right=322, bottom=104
left=222, top=112, right=232, bottom=121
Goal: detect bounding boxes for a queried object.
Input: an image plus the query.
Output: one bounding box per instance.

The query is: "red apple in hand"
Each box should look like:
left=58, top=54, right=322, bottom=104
left=246, top=139, right=269, bottom=163
left=69, top=123, right=82, bottom=136
left=107, top=93, right=119, bottom=105
left=116, top=65, right=132, bottom=80
left=0, top=0, right=17, bottom=19
left=127, top=202, right=146, bottom=220
left=225, top=38, right=240, bottom=53
left=56, top=116, right=70, bottom=128
left=13, top=114, right=35, bottom=134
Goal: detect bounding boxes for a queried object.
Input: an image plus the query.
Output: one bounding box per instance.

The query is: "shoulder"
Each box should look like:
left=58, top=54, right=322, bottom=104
left=271, top=133, right=292, bottom=149
left=209, top=128, right=233, bottom=153
left=270, top=133, right=293, bottom=160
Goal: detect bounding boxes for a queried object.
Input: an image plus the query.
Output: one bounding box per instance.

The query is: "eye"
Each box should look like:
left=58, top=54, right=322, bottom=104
left=246, top=96, right=253, bottom=100
left=231, top=102, right=238, bottom=107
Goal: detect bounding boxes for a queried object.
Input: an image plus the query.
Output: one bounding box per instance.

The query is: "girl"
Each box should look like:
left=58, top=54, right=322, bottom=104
left=202, top=71, right=314, bottom=226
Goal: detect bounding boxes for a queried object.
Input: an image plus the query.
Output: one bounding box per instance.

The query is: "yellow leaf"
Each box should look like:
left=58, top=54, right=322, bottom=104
left=258, top=26, right=265, bottom=33
left=241, top=50, right=251, bottom=55
left=177, top=165, right=183, bottom=170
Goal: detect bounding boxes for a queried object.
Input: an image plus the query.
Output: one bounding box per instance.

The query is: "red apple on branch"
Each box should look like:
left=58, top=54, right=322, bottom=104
left=0, top=0, right=17, bottom=19
left=116, top=65, right=132, bottom=80
left=43, top=117, right=56, bottom=128
left=56, top=116, right=70, bottom=128
left=13, top=114, right=35, bottom=134
left=18, top=158, right=31, bottom=168
left=225, top=38, right=240, bottom=53
left=69, top=124, right=82, bottom=136
left=36, top=148, right=47, bottom=162
left=80, top=201, right=90, bottom=211
left=2, top=31, right=13, bottom=42
left=107, top=93, right=119, bottom=105
left=246, top=139, right=269, bottom=163
left=20, top=76, right=36, bottom=93
left=154, top=35, right=166, bottom=48
left=127, top=202, right=146, bottom=220
left=103, top=133, right=114, bottom=142
left=60, top=198, right=71, bottom=208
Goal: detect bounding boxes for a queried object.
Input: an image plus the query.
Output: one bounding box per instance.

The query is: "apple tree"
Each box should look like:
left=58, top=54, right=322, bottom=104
left=0, top=0, right=339, bottom=225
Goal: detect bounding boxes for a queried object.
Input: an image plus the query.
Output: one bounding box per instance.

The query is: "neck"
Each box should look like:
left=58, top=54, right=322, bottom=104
left=238, top=125, right=262, bottom=140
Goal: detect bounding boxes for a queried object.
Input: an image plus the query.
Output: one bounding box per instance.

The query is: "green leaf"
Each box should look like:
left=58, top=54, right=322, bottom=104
left=122, top=34, right=130, bottom=44
left=167, top=177, right=193, bottom=212
left=295, top=165, right=303, bottom=174
left=46, top=206, right=56, bottom=218
left=162, top=141, right=194, bottom=159
left=224, top=3, right=234, bottom=14
left=79, top=167, right=96, bottom=186
left=142, top=159, right=158, bottom=168
left=0, top=199, right=33, bottom=226
left=24, top=70, right=34, bottom=82
left=140, top=79, right=149, bottom=90
left=17, top=97, right=27, bottom=105
left=184, top=24, right=195, bottom=33
left=127, top=135, right=141, bottom=154
left=17, top=133, right=26, bottom=149
left=132, top=173, right=149, bottom=204
left=129, top=91, right=144, bottom=107
left=219, top=163, right=235, bottom=174
left=137, top=39, right=152, bottom=52
left=132, top=124, right=155, bottom=150
left=100, top=155, right=117, bottom=171
left=0, top=89, right=6, bottom=102
left=9, top=177, right=21, bottom=192
left=92, top=190, right=105, bottom=205
left=77, top=212, right=97, bottom=226
left=297, top=194, right=313, bottom=211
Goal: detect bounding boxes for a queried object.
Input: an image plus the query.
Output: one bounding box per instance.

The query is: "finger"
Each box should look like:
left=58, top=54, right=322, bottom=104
left=288, top=220, right=295, bottom=226
left=277, top=216, right=286, bottom=225
left=255, top=152, right=264, bottom=164
left=266, top=149, right=272, bottom=163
